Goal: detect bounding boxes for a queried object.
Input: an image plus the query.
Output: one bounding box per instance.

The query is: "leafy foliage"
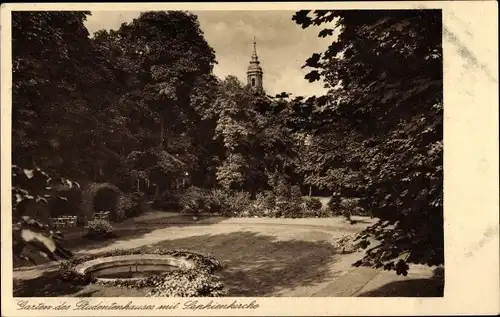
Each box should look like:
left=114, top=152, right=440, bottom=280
left=84, top=219, right=114, bottom=238
left=12, top=10, right=443, bottom=278
left=12, top=165, right=80, bottom=217
left=12, top=165, right=78, bottom=264
left=12, top=11, right=220, bottom=194
left=305, top=197, right=323, bottom=211
left=293, top=9, right=443, bottom=274
left=179, top=186, right=211, bottom=214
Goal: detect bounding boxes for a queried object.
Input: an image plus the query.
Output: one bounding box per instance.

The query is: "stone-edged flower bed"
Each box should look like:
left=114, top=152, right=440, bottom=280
left=59, top=248, right=226, bottom=297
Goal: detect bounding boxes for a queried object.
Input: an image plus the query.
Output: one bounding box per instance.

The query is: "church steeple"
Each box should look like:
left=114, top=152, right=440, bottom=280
left=247, top=37, right=264, bottom=93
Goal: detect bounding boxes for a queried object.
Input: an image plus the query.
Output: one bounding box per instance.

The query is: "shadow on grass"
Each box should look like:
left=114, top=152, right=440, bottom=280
left=356, top=277, right=444, bottom=297
left=13, top=271, right=86, bottom=297
left=14, top=230, right=339, bottom=297
left=13, top=214, right=228, bottom=269
left=146, top=231, right=339, bottom=296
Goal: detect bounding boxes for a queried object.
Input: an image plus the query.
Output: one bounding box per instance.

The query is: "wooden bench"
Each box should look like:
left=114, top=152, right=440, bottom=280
left=49, top=216, right=77, bottom=228
left=93, top=211, right=110, bottom=221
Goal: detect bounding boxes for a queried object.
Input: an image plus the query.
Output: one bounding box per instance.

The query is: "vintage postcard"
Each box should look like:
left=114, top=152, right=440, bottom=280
left=1, top=1, right=498, bottom=316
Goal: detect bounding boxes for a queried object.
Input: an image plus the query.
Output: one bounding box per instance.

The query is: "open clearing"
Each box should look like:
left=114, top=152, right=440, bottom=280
left=13, top=212, right=443, bottom=297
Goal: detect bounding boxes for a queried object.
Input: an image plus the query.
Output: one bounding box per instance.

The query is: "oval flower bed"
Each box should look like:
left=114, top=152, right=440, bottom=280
left=59, top=248, right=226, bottom=297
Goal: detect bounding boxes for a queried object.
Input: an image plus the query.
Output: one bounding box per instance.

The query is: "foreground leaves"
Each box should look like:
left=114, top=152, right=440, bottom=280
left=293, top=10, right=443, bottom=274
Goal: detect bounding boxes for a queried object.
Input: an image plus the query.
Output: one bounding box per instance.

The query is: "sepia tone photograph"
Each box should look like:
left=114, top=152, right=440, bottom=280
left=7, top=7, right=446, bottom=298
left=1, top=2, right=498, bottom=315
left=8, top=8, right=446, bottom=298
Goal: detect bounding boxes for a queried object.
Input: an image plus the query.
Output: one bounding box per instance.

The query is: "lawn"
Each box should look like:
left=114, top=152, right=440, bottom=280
left=13, top=211, right=443, bottom=297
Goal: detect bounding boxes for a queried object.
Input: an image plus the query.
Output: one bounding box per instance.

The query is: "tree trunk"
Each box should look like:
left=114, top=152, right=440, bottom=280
left=309, top=185, right=312, bottom=197
left=155, top=182, right=160, bottom=199
left=160, top=113, right=165, bottom=148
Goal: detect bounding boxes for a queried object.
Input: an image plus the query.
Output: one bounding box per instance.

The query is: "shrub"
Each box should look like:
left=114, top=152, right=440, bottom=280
left=180, top=186, right=210, bottom=214
left=147, top=269, right=226, bottom=297
left=153, top=190, right=182, bottom=211
left=130, top=191, right=145, bottom=203
left=93, top=187, right=120, bottom=213
left=123, top=192, right=148, bottom=218
left=275, top=181, right=291, bottom=198
left=114, top=195, right=132, bottom=221
left=279, top=200, right=305, bottom=218
left=306, top=197, right=323, bottom=211
left=206, top=189, right=230, bottom=214
left=248, top=191, right=276, bottom=217
left=226, top=191, right=252, bottom=216
left=80, top=182, right=123, bottom=222
left=327, top=192, right=342, bottom=215
left=85, top=219, right=114, bottom=239
left=313, top=207, right=333, bottom=218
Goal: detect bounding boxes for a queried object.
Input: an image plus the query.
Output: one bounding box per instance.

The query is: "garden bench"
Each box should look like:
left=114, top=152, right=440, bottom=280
left=94, top=211, right=110, bottom=221
left=49, top=216, right=77, bottom=228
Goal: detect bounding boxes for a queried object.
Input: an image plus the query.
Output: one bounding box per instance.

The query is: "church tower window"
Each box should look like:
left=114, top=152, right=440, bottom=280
left=247, top=37, right=264, bottom=93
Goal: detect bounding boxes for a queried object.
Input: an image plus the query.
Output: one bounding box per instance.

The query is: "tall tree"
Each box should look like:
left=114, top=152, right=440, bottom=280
left=12, top=12, right=131, bottom=182
left=293, top=10, right=443, bottom=274
left=93, top=11, right=219, bottom=194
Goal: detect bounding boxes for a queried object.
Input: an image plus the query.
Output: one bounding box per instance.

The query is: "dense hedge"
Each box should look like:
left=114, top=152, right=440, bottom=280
left=59, top=248, right=226, bottom=297
left=80, top=183, right=148, bottom=223
left=164, top=186, right=368, bottom=219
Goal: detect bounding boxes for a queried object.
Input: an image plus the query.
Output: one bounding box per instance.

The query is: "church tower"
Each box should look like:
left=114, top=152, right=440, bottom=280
left=247, top=37, right=264, bottom=93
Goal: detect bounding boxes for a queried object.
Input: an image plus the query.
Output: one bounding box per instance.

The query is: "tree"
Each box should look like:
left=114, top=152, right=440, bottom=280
left=12, top=12, right=132, bottom=182
left=293, top=10, right=443, bottom=274
left=209, top=76, right=260, bottom=191
left=92, top=11, right=219, bottom=194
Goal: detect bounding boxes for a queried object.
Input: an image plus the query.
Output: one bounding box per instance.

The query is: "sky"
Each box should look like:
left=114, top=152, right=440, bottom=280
left=84, top=11, right=337, bottom=97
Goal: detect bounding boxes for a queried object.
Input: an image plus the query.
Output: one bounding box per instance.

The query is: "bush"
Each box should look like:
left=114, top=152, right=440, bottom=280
left=114, top=195, right=133, bottom=221
left=153, top=190, right=182, bottom=211
left=327, top=192, right=342, bottom=215
left=248, top=191, right=276, bottom=217
left=80, top=182, right=123, bottom=222
left=305, top=197, right=323, bottom=211
left=279, top=200, right=305, bottom=218
left=180, top=186, right=211, bottom=214
left=313, top=207, right=333, bottom=218
left=275, top=181, right=291, bottom=198
left=130, top=191, right=145, bottom=203
left=123, top=192, right=148, bottom=218
left=147, top=269, right=226, bottom=297
left=93, top=187, right=120, bottom=214
left=229, top=191, right=252, bottom=215
left=206, top=189, right=230, bottom=214
left=85, top=219, right=114, bottom=239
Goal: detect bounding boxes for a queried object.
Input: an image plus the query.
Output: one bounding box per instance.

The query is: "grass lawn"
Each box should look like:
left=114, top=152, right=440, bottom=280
left=13, top=211, right=442, bottom=297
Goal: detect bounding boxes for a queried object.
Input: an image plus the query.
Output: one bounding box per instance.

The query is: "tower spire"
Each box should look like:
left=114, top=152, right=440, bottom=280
left=251, top=37, right=258, bottom=61
left=247, top=36, right=264, bottom=93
